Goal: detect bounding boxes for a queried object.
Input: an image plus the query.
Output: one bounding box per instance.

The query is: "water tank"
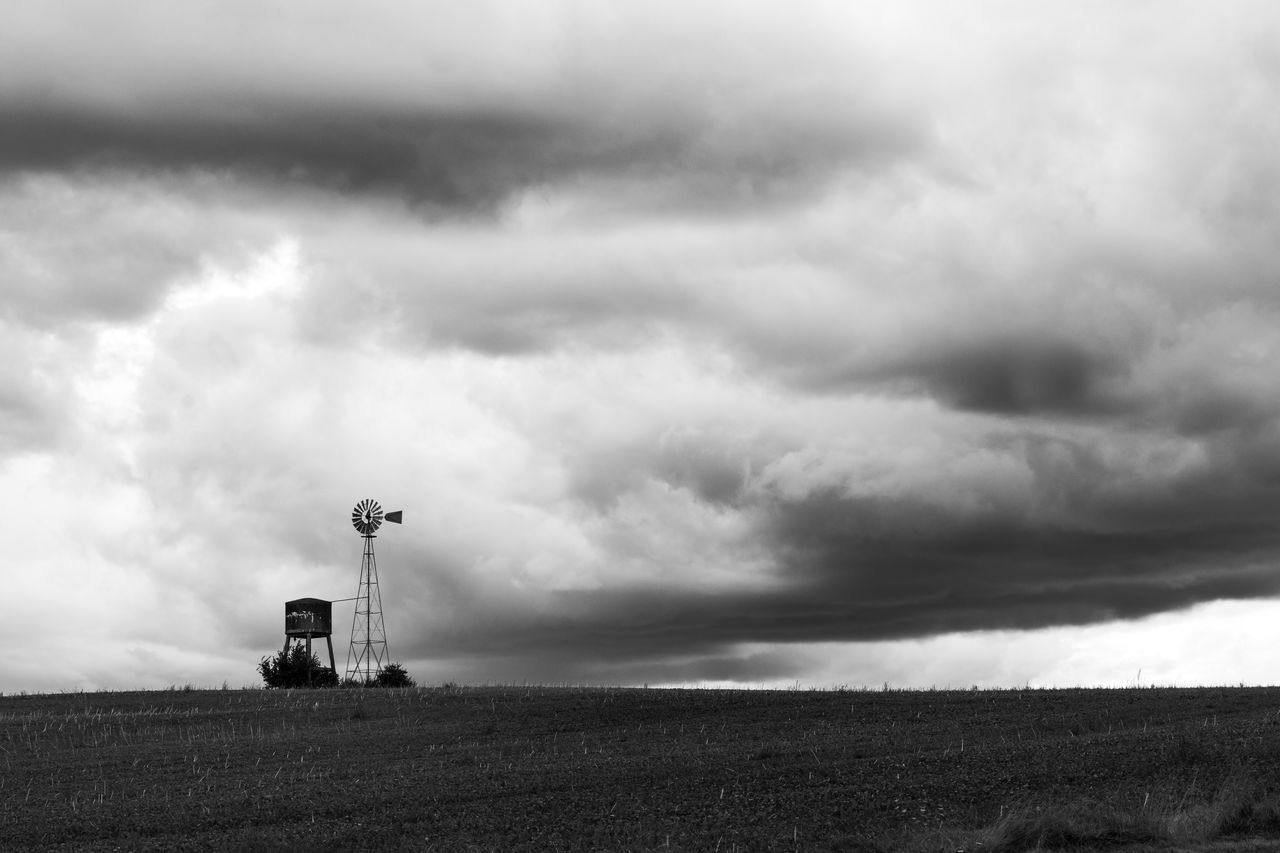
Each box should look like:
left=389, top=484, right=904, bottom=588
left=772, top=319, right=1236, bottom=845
left=284, top=597, right=333, bottom=637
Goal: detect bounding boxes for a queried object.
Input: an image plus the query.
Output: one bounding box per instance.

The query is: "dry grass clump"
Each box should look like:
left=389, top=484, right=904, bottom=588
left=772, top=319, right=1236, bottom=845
left=874, top=777, right=1280, bottom=852
left=1162, top=778, right=1280, bottom=843
left=979, top=799, right=1158, bottom=850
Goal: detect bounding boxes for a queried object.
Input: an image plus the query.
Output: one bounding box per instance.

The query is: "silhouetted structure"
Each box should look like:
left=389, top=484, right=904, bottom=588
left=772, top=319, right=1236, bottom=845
left=283, top=597, right=334, bottom=684
left=345, top=499, right=402, bottom=684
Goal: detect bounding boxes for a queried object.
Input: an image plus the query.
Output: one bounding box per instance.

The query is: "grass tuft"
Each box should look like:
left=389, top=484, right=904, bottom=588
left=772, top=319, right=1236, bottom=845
left=979, top=800, right=1161, bottom=851
left=892, top=776, right=1280, bottom=852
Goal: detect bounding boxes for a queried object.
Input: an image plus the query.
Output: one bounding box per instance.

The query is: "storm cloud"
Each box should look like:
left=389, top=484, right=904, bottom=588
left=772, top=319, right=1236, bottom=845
left=2, top=1, right=1279, bottom=691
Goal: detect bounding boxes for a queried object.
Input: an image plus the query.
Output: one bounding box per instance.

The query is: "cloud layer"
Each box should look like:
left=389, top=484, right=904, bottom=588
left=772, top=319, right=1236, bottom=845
left=2, top=2, right=1279, bottom=689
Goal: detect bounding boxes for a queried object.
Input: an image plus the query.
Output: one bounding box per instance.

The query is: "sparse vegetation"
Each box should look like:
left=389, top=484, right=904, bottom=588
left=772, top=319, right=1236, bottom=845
left=3, top=685, right=1280, bottom=850
left=879, top=777, right=1280, bottom=852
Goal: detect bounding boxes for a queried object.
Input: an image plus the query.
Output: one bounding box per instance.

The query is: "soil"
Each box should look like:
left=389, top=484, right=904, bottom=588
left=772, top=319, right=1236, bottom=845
left=3, top=685, right=1280, bottom=851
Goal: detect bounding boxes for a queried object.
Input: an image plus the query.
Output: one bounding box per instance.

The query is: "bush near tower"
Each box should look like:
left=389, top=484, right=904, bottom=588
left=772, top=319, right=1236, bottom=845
left=341, top=663, right=417, bottom=688
left=258, top=644, right=339, bottom=688
left=259, top=646, right=416, bottom=688
left=374, top=662, right=415, bottom=687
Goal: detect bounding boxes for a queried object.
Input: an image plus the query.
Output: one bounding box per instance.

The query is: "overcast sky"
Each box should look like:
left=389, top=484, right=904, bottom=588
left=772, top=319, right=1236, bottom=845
left=2, top=2, right=1279, bottom=693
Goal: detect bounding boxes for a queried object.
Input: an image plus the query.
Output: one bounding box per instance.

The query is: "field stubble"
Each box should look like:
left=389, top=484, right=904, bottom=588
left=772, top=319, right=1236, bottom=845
left=2, top=685, right=1280, bottom=851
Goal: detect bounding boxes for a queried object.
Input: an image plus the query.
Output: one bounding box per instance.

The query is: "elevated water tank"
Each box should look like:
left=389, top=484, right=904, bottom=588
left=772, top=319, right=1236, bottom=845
left=285, top=597, right=332, bottom=638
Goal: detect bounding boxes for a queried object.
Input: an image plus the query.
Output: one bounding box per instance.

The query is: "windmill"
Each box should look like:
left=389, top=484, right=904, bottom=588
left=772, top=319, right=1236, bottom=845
left=345, top=498, right=402, bottom=684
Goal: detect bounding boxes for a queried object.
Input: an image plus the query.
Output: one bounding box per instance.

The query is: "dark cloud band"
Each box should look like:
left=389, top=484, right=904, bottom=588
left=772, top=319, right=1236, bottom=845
left=0, top=97, right=922, bottom=211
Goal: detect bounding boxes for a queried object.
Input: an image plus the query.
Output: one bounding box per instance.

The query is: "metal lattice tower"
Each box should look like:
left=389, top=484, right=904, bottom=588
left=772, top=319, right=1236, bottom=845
left=345, top=499, right=402, bottom=684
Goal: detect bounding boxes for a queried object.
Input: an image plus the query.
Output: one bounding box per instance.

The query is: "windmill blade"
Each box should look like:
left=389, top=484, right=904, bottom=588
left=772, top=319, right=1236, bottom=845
left=350, top=499, right=397, bottom=535
left=352, top=498, right=384, bottom=534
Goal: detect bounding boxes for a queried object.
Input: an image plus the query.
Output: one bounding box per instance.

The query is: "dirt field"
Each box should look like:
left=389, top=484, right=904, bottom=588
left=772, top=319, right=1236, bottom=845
left=3, top=685, right=1280, bottom=851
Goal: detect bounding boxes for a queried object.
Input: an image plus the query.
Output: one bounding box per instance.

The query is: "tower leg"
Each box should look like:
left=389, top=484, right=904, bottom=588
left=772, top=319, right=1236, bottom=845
left=282, top=636, right=290, bottom=654
left=326, top=636, right=336, bottom=675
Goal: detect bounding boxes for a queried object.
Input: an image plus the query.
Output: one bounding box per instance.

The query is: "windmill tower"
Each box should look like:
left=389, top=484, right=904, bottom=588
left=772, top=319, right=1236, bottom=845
left=345, top=498, right=402, bottom=684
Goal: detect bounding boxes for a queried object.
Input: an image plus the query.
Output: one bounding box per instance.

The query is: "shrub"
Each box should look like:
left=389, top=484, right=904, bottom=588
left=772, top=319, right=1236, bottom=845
left=258, top=643, right=339, bottom=688
left=374, top=663, right=416, bottom=688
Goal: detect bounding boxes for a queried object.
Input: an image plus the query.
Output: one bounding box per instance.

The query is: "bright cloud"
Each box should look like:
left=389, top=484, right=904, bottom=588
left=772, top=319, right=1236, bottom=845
left=2, top=2, right=1279, bottom=692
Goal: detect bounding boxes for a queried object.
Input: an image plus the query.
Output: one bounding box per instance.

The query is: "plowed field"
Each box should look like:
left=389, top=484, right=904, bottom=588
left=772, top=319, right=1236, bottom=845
left=3, top=685, right=1280, bottom=851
